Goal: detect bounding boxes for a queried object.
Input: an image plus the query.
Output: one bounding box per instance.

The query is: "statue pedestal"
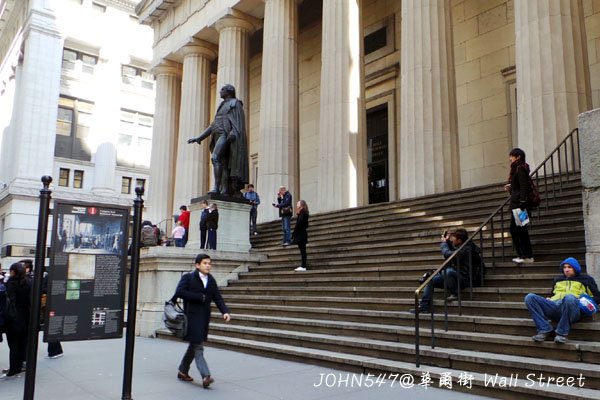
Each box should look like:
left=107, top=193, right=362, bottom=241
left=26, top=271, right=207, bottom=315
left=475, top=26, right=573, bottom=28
left=187, top=194, right=252, bottom=252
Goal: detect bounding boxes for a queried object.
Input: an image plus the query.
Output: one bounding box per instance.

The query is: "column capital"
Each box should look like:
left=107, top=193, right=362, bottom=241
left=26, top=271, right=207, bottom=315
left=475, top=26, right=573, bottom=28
left=215, top=11, right=261, bottom=34
left=179, top=39, right=218, bottom=61
left=151, top=59, right=182, bottom=78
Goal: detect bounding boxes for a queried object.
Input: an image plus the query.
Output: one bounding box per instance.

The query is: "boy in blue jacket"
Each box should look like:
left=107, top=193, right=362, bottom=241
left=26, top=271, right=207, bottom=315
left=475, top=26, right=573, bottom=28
left=524, top=257, right=600, bottom=344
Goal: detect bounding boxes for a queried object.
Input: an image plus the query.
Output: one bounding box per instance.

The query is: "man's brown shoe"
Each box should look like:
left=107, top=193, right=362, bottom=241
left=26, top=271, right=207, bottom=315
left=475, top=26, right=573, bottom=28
left=177, top=371, right=193, bottom=382
left=202, top=376, right=214, bottom=388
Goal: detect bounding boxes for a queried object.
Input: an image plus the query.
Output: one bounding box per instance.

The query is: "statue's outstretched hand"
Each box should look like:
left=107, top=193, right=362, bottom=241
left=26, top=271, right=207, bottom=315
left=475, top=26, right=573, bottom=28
left=188, top=137, right=201, bottom=144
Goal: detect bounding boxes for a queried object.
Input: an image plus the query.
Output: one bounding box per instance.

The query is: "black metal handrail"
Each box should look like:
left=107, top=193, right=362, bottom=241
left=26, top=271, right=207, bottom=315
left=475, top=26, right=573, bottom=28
left=414, top=128, right=580, bottom=367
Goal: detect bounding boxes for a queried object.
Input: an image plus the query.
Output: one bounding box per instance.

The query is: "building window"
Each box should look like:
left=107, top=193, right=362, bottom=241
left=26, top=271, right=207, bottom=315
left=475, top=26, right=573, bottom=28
left=56, top=107, right=74, bottom=136
left=59, top=168, right=70, bottom=187
left=92, top=2, right=106, bottom=13
left=117, top=109, right=153, bottom=168
left=250, top=153, right=259, bottom=188
left=364, top=27, right=387, bottom=55
left=363, top=16, right=395, bottom=64
left=121, top=177, right=132, bottom=194
left=135, top=178, right=146, bottom=190
left=122, top=64, right=154, bottom=90
left=55, top=96, right=94, bottom=161
left=62, top=48, right=97, bottom=74
left=73, top=170, right=84, bottom=189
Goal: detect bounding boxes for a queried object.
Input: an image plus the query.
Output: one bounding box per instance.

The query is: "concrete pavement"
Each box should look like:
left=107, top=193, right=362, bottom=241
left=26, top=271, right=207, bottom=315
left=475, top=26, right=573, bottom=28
left=0, top=335, right=492, bottom=399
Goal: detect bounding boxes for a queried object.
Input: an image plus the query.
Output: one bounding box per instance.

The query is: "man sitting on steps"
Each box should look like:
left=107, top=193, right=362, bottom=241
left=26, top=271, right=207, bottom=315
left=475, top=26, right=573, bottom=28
left=524, top=257, right=600, bottom=344
left=411, top=228, right=482, bottom=313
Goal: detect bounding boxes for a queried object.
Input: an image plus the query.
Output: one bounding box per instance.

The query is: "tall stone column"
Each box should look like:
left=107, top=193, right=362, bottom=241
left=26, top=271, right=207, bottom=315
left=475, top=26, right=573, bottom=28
left=173, top=42, right=217, bottom=210
left=399, top=0, right=459, bottom=199
left=91, top=47, right=124, bottom=196
left=5, top=4, right=63, bottom=187
left=317, top=0, right=366, bottom=212
left=215, top=15, right=255, bottom=108
left=147, top=60, right=181, bottom=225
left=257, top=0, right=299, bottom=222
left=515, top=0, right=590, bottom=167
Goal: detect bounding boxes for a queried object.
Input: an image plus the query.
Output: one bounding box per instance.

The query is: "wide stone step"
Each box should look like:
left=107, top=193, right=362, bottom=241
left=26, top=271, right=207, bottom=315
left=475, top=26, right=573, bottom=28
left=253, top=180, right=582, bottom=234
left=239, top=260, right=582, bottom=279
left=252, top=205, right=583, bottom=248
left=220, top=294, right=536, bottom=317
left=222, top=285, right=543, bottom=302
left=222, top=303, right=600, bottom=342
left=207, top=315, right=600, bottom=367
left=200, top=332, right=600, bottom=399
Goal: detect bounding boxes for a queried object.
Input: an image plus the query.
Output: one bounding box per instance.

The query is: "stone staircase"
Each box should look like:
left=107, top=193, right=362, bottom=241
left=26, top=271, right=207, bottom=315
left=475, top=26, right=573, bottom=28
left=159, top=178, right=600, bottom=399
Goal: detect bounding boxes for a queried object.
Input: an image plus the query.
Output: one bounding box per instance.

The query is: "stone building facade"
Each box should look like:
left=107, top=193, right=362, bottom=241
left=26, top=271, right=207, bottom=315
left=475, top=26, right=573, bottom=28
left=139, top=0, right=599, bottom=225
left=0, top=0, right=154, bottom=265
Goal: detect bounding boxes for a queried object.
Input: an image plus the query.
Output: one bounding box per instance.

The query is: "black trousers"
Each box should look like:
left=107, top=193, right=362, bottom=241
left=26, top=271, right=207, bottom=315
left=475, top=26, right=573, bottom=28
left=297, top=242, right=307, bottom=268
left=207, top=229, right=217, bottom=250
left=48, top=341, right=63, bottom=357
left=200, top=228, right=207, bottom=249
left=510, top=210, right=533, bottom=258
left=6, top=329, right=27, bottom=375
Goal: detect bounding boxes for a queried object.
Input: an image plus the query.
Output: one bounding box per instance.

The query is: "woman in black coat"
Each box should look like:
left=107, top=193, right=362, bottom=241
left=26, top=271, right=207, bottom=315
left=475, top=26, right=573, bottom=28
left=292, top=200, right=310, bottom=272
left=505, top=148, right=534, bottom=264
left=4, top=262, right=31, bottom=376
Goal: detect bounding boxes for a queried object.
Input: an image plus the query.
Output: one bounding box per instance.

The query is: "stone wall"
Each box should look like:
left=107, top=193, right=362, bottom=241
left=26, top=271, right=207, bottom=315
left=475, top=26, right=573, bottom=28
left=579, top=108, right=600, bottom=283
left=452, top=0, right=515, bottom=188
left=131, top=246, right=265, bottom=337
left=584, top=0, right=600, bottom=108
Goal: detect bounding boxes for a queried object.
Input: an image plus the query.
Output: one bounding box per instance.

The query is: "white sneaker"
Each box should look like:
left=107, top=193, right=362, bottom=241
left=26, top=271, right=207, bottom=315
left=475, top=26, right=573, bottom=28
left=513, top=257, right=524, bottom=263
left=46, top=353, right=63, bottom=359
left=294, top=266, right=307, bottom=272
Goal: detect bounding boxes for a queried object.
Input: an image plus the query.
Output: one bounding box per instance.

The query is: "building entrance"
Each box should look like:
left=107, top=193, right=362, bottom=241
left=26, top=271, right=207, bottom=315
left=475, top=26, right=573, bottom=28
left=367, top=105, right=389, bottom=204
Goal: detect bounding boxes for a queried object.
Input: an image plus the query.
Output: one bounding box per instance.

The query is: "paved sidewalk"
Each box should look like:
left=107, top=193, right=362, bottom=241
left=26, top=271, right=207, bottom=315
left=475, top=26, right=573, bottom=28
left=0, top=335, right=491, bottom=399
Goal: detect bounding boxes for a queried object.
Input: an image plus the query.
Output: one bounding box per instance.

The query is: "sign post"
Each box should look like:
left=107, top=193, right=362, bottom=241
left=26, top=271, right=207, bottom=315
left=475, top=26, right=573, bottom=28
left=23, top=176, right=53, bottom=400
left=122, top=186, right=144, bottom=400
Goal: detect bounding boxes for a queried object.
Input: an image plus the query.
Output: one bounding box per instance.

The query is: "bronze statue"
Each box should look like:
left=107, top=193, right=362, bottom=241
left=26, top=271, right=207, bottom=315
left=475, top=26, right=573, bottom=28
left=188, top=84, right=249, bottom=196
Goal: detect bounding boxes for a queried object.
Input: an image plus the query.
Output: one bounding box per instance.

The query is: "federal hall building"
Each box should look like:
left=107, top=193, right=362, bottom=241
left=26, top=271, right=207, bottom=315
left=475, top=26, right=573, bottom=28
left=137, top=0, right=600, bottom=224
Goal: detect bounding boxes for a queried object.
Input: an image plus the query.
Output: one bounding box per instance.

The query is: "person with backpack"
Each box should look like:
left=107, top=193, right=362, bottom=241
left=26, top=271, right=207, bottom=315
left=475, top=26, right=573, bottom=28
left=411, top=228, right=483, bottom=313
left=140, top=220, right=158, bottom=247
left=3, top=262, right=31, bottom=377
left=504, top=148, right=535, bottom=264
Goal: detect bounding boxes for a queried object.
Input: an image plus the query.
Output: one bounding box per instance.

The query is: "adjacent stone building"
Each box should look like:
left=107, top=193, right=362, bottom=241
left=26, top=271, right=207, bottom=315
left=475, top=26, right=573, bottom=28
left=136, top=0, right=600, bottom=225
left=0, top=0, right=154, bottom=265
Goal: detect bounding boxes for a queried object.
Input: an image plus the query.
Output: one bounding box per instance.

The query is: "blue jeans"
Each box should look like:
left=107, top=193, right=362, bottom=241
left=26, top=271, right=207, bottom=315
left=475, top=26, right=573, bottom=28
left=174, top=238, right=184, bottom=247
left=421, top=268, right=460, bottom=306
left=281, top=216, right=291, bottom=243
left=249, top=208, right=257, bottom=234
left=524, top=293, right=581, bottom=336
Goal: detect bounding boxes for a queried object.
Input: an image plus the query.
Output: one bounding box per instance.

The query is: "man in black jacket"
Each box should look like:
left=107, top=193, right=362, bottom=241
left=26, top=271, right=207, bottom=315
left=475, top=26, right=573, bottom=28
left=412, top=228, right=482, bottom=313
left=175, top=254, right=230, bottom=388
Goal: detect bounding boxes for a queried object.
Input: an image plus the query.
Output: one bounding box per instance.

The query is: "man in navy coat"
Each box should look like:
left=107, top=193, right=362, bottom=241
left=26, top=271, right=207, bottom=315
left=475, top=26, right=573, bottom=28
left=175, top=253, right=231, bottom=388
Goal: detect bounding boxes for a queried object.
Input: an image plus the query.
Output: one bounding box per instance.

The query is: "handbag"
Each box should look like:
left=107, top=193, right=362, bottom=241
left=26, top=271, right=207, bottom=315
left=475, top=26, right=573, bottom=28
left=163, top=298, right=187, bottom=339
left=528, top=176, right=541, bottom=208
left=281, top=205, right=293, bottom=216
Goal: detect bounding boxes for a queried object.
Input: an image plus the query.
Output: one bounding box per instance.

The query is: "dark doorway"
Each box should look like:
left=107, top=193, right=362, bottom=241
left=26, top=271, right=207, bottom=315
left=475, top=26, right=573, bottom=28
left=367, top=104, right=389, bottom=204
